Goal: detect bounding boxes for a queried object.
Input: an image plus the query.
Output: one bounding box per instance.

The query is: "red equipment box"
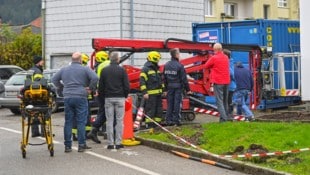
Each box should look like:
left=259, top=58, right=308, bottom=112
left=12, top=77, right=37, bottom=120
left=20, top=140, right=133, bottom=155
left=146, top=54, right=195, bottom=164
left=162, top=98, right=190, bottom=110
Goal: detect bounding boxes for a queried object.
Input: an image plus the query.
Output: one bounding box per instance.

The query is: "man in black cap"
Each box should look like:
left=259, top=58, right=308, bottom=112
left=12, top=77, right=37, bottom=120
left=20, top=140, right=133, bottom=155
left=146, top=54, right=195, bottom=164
left=31, top=56, right=44, bottom=79
left=29, top=55, right=44, bottom=137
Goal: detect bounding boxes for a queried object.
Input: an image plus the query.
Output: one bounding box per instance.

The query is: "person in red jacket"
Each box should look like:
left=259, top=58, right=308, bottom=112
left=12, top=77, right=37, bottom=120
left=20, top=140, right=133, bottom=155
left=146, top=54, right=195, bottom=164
left=204, top=43, right=230, bottom=122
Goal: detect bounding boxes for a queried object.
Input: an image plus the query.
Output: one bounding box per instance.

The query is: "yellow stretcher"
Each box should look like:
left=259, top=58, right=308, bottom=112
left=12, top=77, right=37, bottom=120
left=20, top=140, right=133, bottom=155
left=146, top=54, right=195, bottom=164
left=20, top=80, right=54, bottom=158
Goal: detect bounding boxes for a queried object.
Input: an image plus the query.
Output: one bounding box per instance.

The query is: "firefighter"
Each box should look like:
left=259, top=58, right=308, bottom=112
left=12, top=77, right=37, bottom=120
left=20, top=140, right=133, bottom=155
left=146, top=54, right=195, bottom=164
left=140, top=51, right=164, bottom=128
left=87, top=51, right=110, bottom=144
left=72, top=53, right=93, bottom=140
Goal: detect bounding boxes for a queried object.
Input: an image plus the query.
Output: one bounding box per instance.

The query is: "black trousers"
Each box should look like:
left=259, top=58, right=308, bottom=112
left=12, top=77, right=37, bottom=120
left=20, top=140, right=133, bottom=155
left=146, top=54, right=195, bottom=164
left=144, top=94, right=163, bottom=122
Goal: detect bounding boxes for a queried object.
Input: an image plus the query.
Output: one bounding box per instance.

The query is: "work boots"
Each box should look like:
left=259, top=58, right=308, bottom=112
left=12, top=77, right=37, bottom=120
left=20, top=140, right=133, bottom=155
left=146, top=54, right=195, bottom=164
left=87, top=128, right=101, bottom=144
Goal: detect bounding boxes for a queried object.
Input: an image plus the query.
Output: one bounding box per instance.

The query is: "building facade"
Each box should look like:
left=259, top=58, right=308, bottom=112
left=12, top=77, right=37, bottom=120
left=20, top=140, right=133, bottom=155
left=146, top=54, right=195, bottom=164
left=204, top=0, right=299, bottom=22
left=43, top=0, right=205, bottom=68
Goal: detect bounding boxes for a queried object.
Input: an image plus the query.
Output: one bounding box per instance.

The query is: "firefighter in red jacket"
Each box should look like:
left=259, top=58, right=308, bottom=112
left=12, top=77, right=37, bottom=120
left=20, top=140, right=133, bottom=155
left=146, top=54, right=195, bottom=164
left=140, top=51, right=164, bottom=128
left=204, top=43, right=230, bottom=122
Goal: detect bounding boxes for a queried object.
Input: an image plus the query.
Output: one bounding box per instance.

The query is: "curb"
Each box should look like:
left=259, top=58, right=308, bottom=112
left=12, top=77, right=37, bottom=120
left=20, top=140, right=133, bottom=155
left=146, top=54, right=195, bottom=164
left=135, top=136, right=291, bottom=175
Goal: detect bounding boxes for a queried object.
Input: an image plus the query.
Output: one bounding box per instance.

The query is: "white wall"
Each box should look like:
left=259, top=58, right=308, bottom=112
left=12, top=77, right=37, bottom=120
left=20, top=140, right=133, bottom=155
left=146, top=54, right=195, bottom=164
left=44, top=0, right=204, bottom=68
left=300, top=0, right=310, bottom=101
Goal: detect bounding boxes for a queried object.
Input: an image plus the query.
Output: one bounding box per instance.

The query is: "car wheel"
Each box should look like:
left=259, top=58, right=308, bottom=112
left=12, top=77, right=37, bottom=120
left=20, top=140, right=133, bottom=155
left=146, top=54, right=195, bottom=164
left=51, top=97, right=58, bottom=113
left=10, top=108, right=21, bottom=115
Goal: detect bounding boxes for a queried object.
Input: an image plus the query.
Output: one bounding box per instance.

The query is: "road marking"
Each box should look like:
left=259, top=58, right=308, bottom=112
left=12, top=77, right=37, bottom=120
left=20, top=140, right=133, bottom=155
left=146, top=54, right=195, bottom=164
left=0, top=127, right=161, bottom=175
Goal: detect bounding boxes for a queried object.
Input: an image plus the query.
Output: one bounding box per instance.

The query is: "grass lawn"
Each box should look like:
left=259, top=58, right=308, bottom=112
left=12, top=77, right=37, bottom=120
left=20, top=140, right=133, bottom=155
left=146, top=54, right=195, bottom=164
left=137, top=122, right=310, bottom=175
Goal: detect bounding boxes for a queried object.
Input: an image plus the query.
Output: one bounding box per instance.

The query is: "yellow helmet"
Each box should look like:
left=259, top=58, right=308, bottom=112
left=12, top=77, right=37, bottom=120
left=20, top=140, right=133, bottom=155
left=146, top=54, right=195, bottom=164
left=147, top=51, right=161, bottom=63
left=95, top=51, right=109, bottom=63
left=81, top=53, right=89, bottom=66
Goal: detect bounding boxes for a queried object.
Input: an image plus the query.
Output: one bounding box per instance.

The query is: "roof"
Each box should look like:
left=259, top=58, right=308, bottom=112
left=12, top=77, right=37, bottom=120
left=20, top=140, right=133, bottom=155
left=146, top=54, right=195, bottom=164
left=29, top=17, right=41, bottom=28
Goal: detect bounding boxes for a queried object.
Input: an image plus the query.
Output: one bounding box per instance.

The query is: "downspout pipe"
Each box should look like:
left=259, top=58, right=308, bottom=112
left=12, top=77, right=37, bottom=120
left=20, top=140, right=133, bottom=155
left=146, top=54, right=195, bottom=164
left=130, top=0, right=134, bottom=65
left=120, top=0, right=123, bottom=39
left=42, top=0, right=46, bottom=67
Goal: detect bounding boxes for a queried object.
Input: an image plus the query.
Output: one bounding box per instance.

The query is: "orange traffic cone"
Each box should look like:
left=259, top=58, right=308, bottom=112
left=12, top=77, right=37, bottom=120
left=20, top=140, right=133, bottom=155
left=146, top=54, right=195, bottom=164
left=122, top=96, right=140, bottom=146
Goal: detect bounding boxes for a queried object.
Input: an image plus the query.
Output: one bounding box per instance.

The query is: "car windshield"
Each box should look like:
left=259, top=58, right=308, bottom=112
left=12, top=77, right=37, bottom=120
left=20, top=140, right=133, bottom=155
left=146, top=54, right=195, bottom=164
left=0, top=67, right=23, bottom=80
left=5, top=71, right=56, bottom=86
left=5, top=74, right=27, bottom=86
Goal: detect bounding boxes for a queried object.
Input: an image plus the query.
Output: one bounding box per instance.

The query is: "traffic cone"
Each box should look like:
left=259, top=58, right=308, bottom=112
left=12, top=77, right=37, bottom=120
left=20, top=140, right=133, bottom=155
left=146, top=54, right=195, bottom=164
left=122, top=96, right=141, bottom=146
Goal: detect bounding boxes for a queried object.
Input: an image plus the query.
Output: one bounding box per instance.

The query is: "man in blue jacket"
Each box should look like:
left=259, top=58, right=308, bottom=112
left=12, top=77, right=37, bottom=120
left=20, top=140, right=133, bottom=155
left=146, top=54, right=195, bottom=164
left=52, top=52, right=98, bottom=153
left=223, top=49, right=236, bottom=119
left=234, top=62, right=254, bottom=121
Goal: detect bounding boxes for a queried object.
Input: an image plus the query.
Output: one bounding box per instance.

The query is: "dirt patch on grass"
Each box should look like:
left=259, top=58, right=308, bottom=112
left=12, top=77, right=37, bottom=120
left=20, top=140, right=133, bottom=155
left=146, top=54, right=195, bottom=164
left=257, top=112, right=310, bottom=122
left=166, top=124, right=205, bottom=146
left=223, top=144, right=270, bottom=162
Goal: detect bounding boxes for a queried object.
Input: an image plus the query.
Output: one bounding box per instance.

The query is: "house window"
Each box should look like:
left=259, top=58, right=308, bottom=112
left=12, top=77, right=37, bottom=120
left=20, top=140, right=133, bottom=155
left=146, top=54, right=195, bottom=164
left=224, top=3, right=237, bottom=17
left=278, top=0, right=288, bottom=8
left=204, top=0, right=213, bottom=16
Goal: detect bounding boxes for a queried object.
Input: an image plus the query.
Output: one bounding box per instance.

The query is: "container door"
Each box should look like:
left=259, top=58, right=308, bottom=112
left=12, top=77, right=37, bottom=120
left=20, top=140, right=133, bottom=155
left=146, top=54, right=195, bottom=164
left=227, top=23, right=262, bottom=66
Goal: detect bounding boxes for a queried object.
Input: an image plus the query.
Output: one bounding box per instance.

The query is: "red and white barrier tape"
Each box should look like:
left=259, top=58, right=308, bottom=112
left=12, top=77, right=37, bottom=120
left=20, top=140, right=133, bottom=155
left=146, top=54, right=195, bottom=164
left=133, top=107, right=144, bottom=129
left=219, top=147, right=310, bottom=159
left=132, top=105, right=310, bottom=159
left=194, top=107, right=245, bottom=121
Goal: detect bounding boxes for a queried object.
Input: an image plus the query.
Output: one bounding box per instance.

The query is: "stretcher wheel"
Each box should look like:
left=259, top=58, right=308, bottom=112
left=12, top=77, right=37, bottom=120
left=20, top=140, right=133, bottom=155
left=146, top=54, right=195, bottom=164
left=50, top=150, right=54, bottom=157
left=21, top=145, right=26, bottom=158
left=48, top=144, right=54, bottom=157
left=22, top=150, right=26, bottom=158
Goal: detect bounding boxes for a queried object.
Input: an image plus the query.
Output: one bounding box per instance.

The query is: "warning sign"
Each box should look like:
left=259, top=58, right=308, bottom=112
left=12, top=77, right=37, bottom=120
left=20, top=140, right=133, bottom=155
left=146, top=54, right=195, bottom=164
left=197, top=30, right=218, bottom=43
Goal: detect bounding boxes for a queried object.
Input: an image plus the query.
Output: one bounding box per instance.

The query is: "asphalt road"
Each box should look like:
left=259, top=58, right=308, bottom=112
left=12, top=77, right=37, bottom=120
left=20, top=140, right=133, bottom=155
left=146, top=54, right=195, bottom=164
left=0, top=108, right=246, bottom=175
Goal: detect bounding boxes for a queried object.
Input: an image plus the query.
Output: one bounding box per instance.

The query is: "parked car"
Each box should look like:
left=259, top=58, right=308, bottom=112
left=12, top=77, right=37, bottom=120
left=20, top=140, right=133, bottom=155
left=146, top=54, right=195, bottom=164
left=0, top=69, right=63, bottom=115
left=0, top=65, right=24, bottom=84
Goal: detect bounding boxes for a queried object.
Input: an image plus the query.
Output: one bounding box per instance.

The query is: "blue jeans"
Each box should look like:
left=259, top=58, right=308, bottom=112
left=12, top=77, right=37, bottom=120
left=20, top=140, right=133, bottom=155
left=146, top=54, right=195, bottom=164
left=166, top=88, right=182, bottom=124
left=64, top=97, right=88, bottom=147
left=214, top=84, right=229, bottom=122
left=233, top=90, right=253, bottom=118
left=105, top=97, right=125, bottom=145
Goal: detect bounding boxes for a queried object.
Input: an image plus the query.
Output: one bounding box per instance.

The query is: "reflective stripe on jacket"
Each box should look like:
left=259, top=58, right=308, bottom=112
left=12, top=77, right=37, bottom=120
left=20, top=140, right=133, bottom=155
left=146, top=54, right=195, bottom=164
left=140, top=61, right=163, bottom=95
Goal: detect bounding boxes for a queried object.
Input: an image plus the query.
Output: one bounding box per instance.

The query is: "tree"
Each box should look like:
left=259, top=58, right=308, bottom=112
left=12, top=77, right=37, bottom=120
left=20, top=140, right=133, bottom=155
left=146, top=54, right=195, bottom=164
left=0, top=24, right=17, bottom=43
left=0, top=26, right=42, bottom=69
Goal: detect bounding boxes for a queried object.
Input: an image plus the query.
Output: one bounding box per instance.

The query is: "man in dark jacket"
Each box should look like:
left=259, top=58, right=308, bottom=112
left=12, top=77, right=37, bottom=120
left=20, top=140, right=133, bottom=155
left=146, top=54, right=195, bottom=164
left=99, top=51, right=130, bottom=150
left=234, top=62, right=254, bottom=121
left=163, top=48, right=191, bottom=126
left=139, top=51, right=164, bottom=128
left=29, top=55, right=44, bottom=137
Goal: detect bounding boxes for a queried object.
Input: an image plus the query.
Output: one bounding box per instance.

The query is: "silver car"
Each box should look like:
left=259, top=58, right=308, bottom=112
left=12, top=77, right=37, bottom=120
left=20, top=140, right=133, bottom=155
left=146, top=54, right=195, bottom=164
left=0, top=65, right=24, bottom=84
left=0, top=69, right=62, bottom=114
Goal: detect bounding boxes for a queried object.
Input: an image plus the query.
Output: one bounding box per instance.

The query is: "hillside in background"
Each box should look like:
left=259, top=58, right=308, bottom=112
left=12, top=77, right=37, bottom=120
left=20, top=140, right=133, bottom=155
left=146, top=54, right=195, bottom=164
left=0, top=0, right=41, bottom=25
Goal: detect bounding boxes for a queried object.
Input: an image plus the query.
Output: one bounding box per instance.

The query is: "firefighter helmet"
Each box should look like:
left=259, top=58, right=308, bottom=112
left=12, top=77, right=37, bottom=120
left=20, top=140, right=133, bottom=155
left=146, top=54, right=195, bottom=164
left=147, top=51, right=161, bottom=63
left=81, top=53, right=89, bottom=66
left=95, top=51, right=109, bottom=63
